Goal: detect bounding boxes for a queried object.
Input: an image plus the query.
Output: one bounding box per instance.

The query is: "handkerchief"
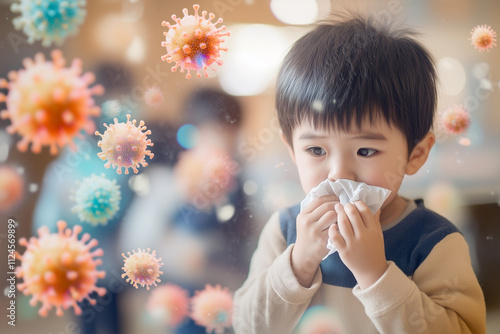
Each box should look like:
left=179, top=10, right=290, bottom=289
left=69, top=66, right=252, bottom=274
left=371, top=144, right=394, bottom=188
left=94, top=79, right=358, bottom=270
left=300, top=179, right=391, bottom=259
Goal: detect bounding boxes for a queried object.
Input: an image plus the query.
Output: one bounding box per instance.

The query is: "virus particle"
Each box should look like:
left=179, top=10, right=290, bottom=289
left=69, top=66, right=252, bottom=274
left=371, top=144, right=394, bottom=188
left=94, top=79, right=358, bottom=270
left=296, top=306, right=343, bottom=334
left=0, top=164, right=25, bottom=211
left=161, top=4, right=230, bottom=79
left=144, top=86, right=164, bottom=108
left=0, top=50, right=103, bottom=155
left=147, top=284, right=190, bottom=327
left=121, top=248, right=163, bottom=290
left=470, top=25, right=497, bottom=52
left=101, top=100, right=122, bottom=118
left=95, top=114, right=154, bottom=174
left=71, top=174, right=121, bottom=226
left=441, top=105, right=471, bottom=135
left=10, top=0, right=86, bottom=47
left=174, top=146, right=239, bottom=208
left=16, top=220, right=106, bottom=317
left=190, top=284, right=233, bottom=334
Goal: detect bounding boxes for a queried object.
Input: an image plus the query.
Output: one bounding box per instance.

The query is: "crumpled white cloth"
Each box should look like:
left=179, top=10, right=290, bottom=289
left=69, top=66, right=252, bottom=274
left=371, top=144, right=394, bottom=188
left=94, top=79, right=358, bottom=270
left=300, top=179, right=391, bottom=259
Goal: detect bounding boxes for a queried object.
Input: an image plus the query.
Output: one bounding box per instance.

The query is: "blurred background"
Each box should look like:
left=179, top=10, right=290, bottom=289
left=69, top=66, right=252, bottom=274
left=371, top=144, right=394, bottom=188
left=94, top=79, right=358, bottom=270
left=0, top=0, right=499, bottom=333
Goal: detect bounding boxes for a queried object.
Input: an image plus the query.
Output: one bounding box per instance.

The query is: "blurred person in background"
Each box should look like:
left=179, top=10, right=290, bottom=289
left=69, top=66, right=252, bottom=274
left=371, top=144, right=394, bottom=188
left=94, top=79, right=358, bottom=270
left=119, top=87, right=254, bottom=334
left=167, top=88, right=253, bottom=334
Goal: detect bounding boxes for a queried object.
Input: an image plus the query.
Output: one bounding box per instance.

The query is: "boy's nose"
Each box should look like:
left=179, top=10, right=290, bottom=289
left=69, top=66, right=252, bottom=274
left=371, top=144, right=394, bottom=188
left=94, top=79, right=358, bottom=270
left=327, top=159, right=355, bottom=182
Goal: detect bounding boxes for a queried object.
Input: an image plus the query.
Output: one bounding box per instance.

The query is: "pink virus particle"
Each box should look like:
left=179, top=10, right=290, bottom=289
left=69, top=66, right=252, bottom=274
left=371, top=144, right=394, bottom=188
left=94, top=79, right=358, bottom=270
left=440, top=105, right=471, bottom=135
left=296, top=306, right=344, bottom=334
left=147, top=284, right=190, bottom=327
left=190, top=284, right=233, bottom=334
left=95, top=114, right=154, bottom=174
left=161, top=4, right=230, bottom=79
left=16, top=220, right=106, bottom=317
left=0, top=50, right=103, bottom=155
left=470, top=25, right=497, bottom=52
left=10, top=0, right=87, bottom=47
left=144, top=86, right=164, bottom=108
left=71, top=174, right=121, bottom=226
left=121, top=247, right=163, bottom=290
left=0, top=164, right=25, bottom=212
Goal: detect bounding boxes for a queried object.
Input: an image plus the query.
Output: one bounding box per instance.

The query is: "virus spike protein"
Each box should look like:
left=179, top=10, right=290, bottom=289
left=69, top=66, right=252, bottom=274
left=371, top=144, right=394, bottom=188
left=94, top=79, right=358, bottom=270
left=16, top=220, right=106, bottom=317
left=161, top=4, right=230, bottom=79
left=95, top=114, right=154, bottom=174
left=122, top=248, right=163, bottom=290
left=0, top=50, right=103, bottom=155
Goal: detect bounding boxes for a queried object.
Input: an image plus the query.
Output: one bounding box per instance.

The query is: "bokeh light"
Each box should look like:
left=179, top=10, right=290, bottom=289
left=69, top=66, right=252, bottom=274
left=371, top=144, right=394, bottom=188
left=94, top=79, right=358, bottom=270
left=270, top=0, right=318, bottom=25
left=437, top=57, right=466, bottom=96
left=176, top=124, right=200, bottom=149
left=218, top=24, right=292, bottom=96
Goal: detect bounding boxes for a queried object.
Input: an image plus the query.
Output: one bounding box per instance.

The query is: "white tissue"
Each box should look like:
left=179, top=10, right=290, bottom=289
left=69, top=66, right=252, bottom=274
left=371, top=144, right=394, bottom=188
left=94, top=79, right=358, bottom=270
left=300, top=179, right=391, bottom=259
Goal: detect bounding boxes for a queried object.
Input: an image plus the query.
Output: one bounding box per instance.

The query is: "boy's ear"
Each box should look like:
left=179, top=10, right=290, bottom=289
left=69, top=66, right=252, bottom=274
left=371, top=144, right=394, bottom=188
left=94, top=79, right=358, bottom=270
left=280, top=130, right=296, bottom=164
left=405, top=132, right=436, bottom=175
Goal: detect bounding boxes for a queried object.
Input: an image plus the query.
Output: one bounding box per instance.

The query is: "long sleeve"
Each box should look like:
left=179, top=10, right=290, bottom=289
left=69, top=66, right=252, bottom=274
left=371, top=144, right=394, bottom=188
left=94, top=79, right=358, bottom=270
left=353, top=232, right=486, bottom=334
left=232, top=211, right=322, bottom=334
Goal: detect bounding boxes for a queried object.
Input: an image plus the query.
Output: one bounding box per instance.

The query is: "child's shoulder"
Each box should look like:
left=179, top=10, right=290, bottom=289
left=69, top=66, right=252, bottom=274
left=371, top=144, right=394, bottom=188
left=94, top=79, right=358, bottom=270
left=397, top=199, right=461, bottom=237
left=385, top=199, right=464, bottom=275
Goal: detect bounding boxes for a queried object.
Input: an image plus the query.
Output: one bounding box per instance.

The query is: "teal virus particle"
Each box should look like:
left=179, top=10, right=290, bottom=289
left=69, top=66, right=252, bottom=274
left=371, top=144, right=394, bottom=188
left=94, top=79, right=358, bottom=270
left=71, top=174, right=121, bottom=226
left=11, top=0, right=87, bottom=47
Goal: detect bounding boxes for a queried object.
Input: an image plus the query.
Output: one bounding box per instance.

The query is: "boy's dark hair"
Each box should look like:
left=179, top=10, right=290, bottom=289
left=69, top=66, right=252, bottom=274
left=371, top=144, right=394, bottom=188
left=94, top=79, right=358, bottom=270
left=276, top=13, right=437, bottom=154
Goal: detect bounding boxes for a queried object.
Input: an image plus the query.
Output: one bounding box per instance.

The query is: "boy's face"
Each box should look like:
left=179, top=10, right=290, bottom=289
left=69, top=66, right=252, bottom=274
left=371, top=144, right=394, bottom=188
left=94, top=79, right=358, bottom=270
left=284, top=116, right=429, bottom=212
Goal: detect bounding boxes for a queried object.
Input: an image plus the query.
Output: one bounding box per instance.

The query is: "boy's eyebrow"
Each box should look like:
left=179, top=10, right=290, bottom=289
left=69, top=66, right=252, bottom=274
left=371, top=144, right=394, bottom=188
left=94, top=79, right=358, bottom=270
left=298, top=132, right=388, bottom=140
left=349, top=132, right=388, bottom=140
left=298, top=133, right=329, bottom=139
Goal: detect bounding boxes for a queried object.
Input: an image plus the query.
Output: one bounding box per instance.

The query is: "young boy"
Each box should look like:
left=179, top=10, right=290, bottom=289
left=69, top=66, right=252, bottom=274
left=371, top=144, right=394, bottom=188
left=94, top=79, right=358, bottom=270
left=232, top=14, right=486, bottom=334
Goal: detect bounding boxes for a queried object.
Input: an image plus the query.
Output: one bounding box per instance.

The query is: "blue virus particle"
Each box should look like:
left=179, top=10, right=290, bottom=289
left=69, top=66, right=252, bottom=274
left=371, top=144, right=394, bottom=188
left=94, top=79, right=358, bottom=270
left=11, top=0, right=87, bottom=47
left=71, top=174, right=121, bottom=226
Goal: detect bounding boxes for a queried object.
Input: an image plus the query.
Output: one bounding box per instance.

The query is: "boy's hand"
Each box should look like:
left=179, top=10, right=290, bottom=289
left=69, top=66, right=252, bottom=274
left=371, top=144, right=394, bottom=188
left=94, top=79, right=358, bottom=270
left=329, top=201, right=388, bottom=289
left=291, top=195, right=339, bottom=288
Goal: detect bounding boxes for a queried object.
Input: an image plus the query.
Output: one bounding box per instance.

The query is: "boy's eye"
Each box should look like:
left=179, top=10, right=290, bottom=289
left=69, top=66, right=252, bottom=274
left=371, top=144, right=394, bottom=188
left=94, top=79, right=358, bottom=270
left=306, top=147, right=326, bottom=156
left=358, top=148, right=378, bottom=157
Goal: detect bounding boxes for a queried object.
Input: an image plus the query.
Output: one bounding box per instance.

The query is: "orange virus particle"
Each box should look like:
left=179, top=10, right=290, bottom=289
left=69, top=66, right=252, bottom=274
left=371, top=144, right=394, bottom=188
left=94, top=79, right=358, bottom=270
left=16, top=220, right=106, bottom=317
left=121, top=247, right=163, bottom=290
left=161, top=4, right=230, bottom=79
left=147, top=284, right=190, bottom=327
left=0, top=164, right=25, bottom=211
left=95, top=114, right=154, bottom=174
left=470, top=25, right=497, bottom=52
left=190, top=284, right=233, bottom=334
left=0, top=50, right=103, bottom=154
left=441, top=105, right=471, bottom=135
left=144, top=86, right=164, bottom=108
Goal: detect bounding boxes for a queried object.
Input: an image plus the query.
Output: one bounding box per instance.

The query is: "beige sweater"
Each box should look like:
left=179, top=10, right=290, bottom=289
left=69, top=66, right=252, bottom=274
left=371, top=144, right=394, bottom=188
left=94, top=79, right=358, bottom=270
left=233, top=201, right=486, bottom=334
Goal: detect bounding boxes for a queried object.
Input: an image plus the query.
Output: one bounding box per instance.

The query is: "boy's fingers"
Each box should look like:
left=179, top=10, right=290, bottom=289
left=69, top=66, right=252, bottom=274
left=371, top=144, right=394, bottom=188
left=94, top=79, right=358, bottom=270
left=317, top=210, right=338, bottom=231
left=304, top=201, right=337, bottom=226
left=329, top=223, right=345, bottom=249
left=344, top=202, right=365, bottom=234
left=354, top=201, right=380, bottom=229
left=303, top=195, right=339, bottom=214
left=335, top=203, right=354, bottom=241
